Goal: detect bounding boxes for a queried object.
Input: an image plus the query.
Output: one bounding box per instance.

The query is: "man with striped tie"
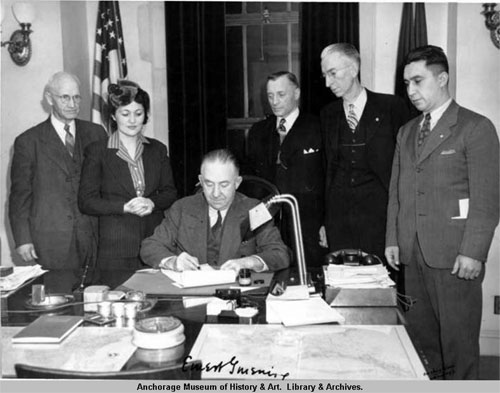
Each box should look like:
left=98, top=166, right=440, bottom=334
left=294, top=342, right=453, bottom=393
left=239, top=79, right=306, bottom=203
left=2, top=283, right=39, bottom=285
left=9, top=72, right=107, bottom=292
left=320, top=43, right=410, bottom=265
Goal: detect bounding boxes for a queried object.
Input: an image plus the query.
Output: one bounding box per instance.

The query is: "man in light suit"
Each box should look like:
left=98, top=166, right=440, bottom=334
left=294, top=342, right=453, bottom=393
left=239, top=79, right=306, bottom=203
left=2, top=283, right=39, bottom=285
left=141, top=149, right=289, bottom=273
left=9, top=72, right=107, bottom=292
left=243, top=71, right=325, bottom=267
left=385, top=45, right=499, bottom=379
left=320, top=43, right=410, bottom=263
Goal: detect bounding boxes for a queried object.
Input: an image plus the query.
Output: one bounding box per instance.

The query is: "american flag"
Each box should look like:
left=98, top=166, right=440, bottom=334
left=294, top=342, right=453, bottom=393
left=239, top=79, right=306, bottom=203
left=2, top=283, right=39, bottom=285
left=91, top=1, right=128, bottom=132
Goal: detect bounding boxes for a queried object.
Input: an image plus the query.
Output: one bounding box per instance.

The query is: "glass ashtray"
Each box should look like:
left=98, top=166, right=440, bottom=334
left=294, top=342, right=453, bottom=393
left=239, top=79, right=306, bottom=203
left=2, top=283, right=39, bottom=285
left=24, top=294, right=74, bottom=310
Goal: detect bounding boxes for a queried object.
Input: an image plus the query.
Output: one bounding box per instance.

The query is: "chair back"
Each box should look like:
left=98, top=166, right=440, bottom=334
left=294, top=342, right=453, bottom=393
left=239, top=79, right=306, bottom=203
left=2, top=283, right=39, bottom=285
left=15, top=360, right=202, bottom=380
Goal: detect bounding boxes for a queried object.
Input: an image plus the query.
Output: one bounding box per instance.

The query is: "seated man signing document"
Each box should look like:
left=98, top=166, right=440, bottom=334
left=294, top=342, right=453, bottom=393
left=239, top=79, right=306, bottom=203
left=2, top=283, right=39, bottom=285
left=140, top=149, right=290, bottom=273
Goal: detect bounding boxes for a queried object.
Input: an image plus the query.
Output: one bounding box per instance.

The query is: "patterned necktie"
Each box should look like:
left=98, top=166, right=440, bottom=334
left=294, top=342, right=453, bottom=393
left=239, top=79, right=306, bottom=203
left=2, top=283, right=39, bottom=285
left=64, top=124, right=75, bottom=157
left=417, top=113, right=432, bottom=147
left=211, top=210, right=222, bottom=236
left=277, top=118, right=287, bottom=144
left=347, top=104, right=358, bottom=132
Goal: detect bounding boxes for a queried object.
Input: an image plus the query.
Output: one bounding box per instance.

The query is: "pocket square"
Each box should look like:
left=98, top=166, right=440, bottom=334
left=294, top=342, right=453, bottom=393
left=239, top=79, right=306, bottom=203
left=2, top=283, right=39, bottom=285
left=303, top=148, right=319, bottom=154
left=440, top=149, right=456, bottom=155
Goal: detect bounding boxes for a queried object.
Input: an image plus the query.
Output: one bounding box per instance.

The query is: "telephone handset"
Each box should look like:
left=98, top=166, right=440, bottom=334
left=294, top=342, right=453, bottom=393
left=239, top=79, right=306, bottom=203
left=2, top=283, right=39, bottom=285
left=324, top=249, right=381, bottom=266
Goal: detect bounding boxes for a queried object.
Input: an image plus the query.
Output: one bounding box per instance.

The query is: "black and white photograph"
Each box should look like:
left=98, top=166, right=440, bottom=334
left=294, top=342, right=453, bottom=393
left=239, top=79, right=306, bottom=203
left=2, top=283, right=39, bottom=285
left=1, top=1, right=499, bottom=392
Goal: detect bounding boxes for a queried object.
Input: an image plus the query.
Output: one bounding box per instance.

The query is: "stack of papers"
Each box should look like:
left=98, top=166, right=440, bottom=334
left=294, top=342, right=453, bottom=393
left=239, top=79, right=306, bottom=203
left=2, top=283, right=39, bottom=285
left=266, top=285, right=345, bottom=326
left=324, top=264, right=395, bottom=288
left=0, top=264, right=47, bottom=293
left=162, top=264, right=237, bottom=288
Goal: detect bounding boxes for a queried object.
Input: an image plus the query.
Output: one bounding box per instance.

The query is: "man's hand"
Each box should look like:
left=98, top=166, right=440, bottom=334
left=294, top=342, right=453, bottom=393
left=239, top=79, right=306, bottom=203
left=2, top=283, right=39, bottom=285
left=167, top=252, right=200, bottom=272
left=221, top=256, right=263, bottom=274
left=16, top=243, right=38, bottom=262
left=451, top=254, right=483, bottom=280
left=124, top=197, right=154, bottom=217
left=319, top=226, right=328, bottom=248
left=385, top=246, right=400, bottom=271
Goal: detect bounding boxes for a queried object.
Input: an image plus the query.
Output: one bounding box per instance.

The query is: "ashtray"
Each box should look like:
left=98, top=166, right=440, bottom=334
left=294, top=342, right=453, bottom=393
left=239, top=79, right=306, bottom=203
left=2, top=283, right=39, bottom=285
left=24, top=294, right=74, bottom=310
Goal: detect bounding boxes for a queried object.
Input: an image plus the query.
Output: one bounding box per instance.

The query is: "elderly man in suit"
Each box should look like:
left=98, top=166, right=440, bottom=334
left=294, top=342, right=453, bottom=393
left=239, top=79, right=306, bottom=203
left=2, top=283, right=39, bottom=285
left=9, top=72, right=107, bottom=292
left=320, top=43, right=410, bottom=264
left=141, top=149, right=289, bottom=273
left=244, top=71, right=325, bottom=267
left=385, top=45, right=499, bottom=379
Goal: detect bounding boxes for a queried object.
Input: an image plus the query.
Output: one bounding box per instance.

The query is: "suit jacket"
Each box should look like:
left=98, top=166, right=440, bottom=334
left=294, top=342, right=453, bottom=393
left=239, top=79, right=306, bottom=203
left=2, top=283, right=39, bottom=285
left=244, top=112, right=324, bottom=198
left=78, top=138, right=177, bottom=259
left=386, top=100, right=499, bottom=267
left=140, top=192, right=290, bottom=271
left=9, top=118, right=107, bottom=268
left=320, top=90, right=410, bottom=191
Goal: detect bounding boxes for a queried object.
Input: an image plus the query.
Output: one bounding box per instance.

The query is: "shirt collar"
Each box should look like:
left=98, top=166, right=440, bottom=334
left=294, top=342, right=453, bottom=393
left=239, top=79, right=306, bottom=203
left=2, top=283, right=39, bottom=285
left=276, top=107, right=300, bottom=131
left=50, top=115, right=75, bottom=135
left=423, top=98, right=452, bottom=128
left=343, top=87, right=367, bottom=113
left=107, top=131, right=149, bottom=149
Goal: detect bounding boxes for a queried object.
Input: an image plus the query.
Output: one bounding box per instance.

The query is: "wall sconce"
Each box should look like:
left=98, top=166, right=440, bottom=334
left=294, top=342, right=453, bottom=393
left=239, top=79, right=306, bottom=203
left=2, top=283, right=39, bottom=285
left=1, top=2, right=36, bottom=66
left=482, top=3, right=500, bottom=49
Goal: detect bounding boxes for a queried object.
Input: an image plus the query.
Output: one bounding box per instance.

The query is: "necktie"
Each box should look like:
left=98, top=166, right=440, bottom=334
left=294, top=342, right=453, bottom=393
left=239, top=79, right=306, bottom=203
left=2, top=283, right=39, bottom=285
left=417, top=113, right=432, bottom=147
left=64, top=124, right=75, bottom=157
left=347, top=104, right=358, bottom=132
left=277, top=118, right=287, bottom=144
left=211, top=210, right=222, bottom=235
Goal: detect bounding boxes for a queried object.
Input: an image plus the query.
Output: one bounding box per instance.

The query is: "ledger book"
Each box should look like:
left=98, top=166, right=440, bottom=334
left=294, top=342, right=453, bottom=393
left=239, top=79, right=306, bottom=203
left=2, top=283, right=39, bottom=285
left=12, top=315, right=83, bottom=344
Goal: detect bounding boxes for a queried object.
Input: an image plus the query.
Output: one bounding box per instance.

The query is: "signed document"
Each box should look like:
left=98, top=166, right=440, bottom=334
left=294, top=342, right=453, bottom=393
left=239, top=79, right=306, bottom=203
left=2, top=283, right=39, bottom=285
left=162, top=264, right=237, bottom=288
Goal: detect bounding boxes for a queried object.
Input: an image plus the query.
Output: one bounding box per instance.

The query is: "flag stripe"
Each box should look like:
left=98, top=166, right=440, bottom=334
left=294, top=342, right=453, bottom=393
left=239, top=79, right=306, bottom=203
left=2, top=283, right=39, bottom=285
left=91, top=1, right=128, bottom=133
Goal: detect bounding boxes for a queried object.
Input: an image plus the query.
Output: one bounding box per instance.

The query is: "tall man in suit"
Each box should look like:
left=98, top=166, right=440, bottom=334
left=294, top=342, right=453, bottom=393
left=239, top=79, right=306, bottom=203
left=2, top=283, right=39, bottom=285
left=320, top=43, right=410, bottom=262
left=385, top=45, right=499, bottom=379
left=9, top=72, right=107, bottom=292
left=141, top=149, right=289, bottom=273
left=244, top=71, right=325, bottom=267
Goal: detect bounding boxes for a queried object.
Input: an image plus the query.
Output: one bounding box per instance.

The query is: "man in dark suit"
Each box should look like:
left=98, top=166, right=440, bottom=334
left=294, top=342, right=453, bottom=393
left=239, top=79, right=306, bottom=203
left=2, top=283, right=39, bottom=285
left=9, top=72, right=107, bottom=292
left=141, top=149, right=289, bottom=273
left=320, top=43, right=410, bottom=263
left=244, top=71, right=325, bottom=267
left=385, top=45, right=499, bottom=379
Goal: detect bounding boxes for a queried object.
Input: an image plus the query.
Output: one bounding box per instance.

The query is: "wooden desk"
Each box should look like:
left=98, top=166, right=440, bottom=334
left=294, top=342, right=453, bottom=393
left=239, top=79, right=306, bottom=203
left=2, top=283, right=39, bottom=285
left=1, top=270, right=423, bottom=379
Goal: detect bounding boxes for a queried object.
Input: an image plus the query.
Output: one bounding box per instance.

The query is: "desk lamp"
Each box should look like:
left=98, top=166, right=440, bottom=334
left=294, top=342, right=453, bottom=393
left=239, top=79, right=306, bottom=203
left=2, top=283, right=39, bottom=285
left=249, top=193, right=307, bottom=286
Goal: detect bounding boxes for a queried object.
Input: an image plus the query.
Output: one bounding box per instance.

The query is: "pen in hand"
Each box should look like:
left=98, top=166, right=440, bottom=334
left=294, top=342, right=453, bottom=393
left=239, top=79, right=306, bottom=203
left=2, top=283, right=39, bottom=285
left=175, top=239, right=200, bottom=270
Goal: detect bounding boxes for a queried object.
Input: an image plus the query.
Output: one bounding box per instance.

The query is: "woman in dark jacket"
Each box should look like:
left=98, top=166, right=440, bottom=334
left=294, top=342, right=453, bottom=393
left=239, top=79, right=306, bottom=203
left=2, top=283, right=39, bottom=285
left=79, top=80, right=177, bottom=287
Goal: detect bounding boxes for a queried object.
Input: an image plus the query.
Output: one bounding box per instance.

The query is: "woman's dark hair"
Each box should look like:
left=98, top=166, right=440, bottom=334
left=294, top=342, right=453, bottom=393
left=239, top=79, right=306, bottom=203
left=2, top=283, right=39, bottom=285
left=108, top=80, right=150, bottom=131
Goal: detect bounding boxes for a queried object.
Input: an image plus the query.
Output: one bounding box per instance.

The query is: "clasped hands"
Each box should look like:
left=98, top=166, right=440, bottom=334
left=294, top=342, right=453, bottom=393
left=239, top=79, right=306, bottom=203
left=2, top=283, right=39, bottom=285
left=124, top=197, right=154, bottom=217
left=164, top=252, right=262, bottom=274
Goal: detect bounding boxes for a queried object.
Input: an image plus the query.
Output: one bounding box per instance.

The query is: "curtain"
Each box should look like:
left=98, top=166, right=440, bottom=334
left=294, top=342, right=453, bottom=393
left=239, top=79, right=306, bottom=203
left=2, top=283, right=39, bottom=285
left=299, top=2, right=359, bottom=115
left=395, top=3, right=428, bottom=113
left=165, top=2, right=227, bottom=196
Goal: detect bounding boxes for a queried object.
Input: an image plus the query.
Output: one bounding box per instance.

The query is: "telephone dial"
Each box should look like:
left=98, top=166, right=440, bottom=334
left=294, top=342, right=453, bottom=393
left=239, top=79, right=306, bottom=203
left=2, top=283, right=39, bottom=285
left=324, top=249, right=382, bottom=266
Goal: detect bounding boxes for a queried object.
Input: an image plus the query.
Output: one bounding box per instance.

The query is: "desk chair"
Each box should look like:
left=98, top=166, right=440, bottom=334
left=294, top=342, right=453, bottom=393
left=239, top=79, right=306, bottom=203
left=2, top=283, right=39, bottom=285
left=15, top=360, right=202, bottom=380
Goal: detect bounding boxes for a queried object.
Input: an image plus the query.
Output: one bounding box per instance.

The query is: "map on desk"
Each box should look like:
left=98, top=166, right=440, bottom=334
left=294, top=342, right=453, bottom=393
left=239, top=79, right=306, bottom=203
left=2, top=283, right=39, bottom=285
left=2, top=327, right=136, bottom=377
left=189, top=324, right=428, bottom=380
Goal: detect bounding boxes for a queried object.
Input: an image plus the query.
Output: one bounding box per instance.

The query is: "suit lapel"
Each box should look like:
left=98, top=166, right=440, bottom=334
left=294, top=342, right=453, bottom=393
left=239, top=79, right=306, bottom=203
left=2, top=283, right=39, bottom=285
left=39, top=118, right=71, bottom=174
left=417, top=101, right=457, bottom=164
left=325, top=102, right=344, bottom=154
left=362, top=91, right=384, bottom=143
left=218, top=194, right=245, bottom=264
left=105, top=149, right=136, bottom=197
left=142, top=142, right=156, bottom=195
left=406, top=119, right=420, bottom=164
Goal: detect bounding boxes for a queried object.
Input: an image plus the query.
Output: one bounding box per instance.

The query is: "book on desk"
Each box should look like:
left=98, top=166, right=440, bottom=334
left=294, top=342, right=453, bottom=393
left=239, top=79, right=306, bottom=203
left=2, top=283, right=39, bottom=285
left=12, top=315, right=83, bottom=344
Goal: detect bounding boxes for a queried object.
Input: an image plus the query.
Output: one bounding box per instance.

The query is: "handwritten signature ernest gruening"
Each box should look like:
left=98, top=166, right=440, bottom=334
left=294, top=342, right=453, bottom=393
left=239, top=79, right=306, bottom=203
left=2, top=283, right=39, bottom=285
left=182, top=355, right=290, bottom=380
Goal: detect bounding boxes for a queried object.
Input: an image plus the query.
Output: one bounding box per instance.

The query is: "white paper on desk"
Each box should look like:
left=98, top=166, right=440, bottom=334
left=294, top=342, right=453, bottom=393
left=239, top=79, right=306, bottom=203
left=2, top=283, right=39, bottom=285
left=452, top=198, right=469, bottom=219
left=268, top=284, right=310, bottom=300
left=162, top=265, right=237, bottom=288
left=268, top=297, right=345, bottom=326
left=0, top=265, right=47, bottom=292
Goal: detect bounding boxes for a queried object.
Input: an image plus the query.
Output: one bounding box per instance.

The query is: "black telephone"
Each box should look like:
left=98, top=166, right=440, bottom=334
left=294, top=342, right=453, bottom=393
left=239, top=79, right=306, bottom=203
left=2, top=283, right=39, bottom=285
left=324, top=249, right=381, bottom=266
